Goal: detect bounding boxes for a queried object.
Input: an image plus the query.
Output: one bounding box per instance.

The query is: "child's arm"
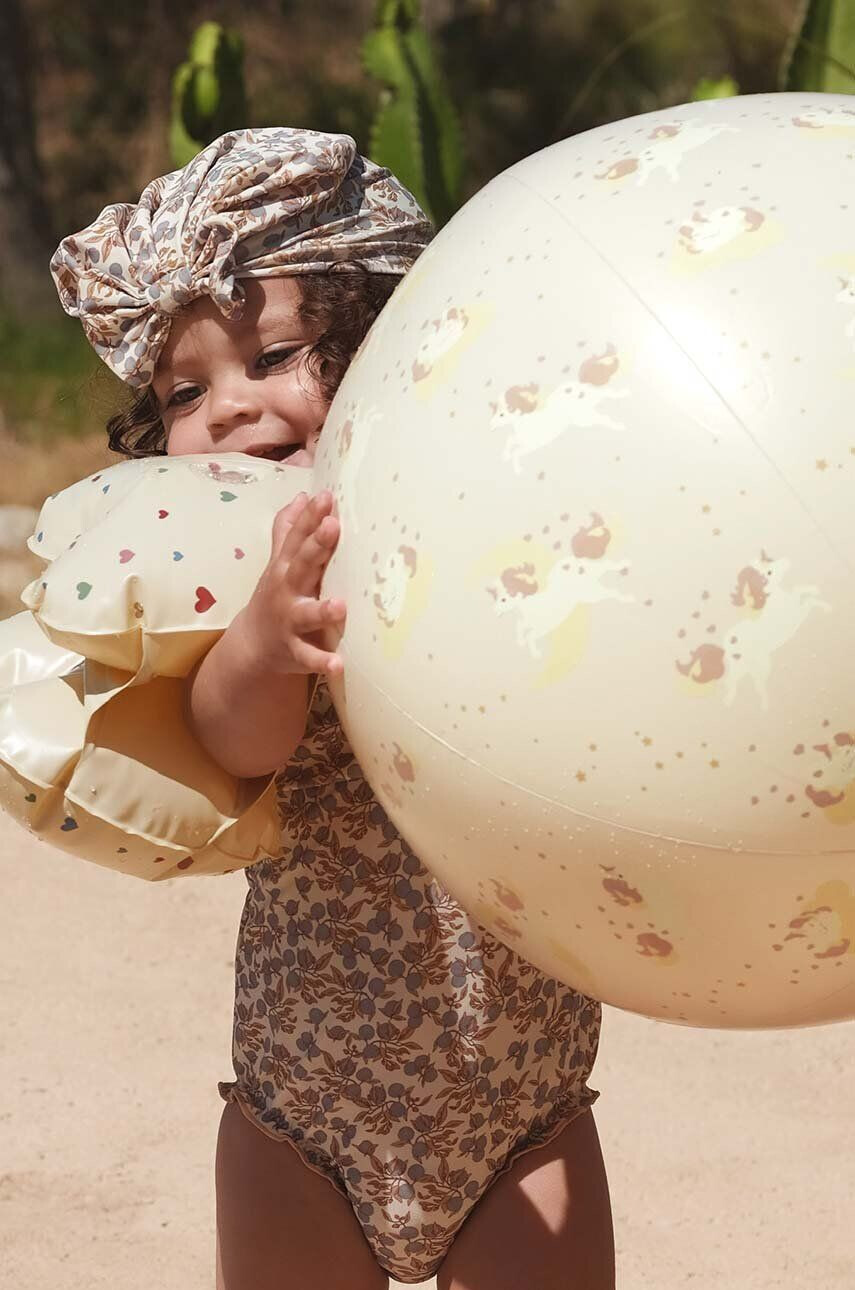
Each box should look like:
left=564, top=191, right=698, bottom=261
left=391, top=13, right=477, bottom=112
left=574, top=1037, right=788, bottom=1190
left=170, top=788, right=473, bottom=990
left=183, top=490, right=346, bottom=779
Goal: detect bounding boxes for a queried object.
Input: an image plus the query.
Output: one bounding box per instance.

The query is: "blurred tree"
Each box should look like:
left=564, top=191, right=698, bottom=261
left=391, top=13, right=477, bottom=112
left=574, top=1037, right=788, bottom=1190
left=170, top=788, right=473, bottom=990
left=780, top=0, right=855, bottom=90
left=5, top=0, right=823, bottom=440
left=433, top=0, right=797, bottom=198
left=170, top=22, right=248, bottom=167
left=0, top=0, right=57, bottom=313
left=4, top=0, right=808, bottom=321
left=34, top=0, right=184, bottom=234
left=363, top=0, right=465, bottom=224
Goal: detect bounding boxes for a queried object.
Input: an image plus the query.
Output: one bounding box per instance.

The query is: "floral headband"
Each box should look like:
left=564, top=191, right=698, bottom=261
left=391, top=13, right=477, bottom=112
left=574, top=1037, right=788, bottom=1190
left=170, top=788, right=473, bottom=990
left=50, top=126, right=433, bottom=387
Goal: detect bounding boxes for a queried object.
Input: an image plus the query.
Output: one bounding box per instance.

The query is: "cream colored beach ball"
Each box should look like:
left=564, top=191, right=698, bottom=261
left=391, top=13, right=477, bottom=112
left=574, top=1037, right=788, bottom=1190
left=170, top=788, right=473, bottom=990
left=315, top=92, right=855, bottom=1029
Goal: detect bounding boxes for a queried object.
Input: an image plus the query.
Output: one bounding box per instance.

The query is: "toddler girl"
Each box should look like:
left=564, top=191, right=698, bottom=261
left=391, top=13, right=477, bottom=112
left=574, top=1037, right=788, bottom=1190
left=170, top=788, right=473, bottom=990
left=50, top=127, right=614, bottom=1290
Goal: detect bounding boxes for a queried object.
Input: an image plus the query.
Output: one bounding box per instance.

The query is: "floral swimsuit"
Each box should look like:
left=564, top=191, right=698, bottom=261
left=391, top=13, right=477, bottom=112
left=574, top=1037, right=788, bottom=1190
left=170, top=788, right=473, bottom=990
left=219, top=680, right=601, bottom=1284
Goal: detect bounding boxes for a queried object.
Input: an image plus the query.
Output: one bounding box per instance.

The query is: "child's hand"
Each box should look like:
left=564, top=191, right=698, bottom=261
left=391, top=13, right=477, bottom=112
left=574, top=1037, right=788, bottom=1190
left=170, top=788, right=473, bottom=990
left=237, top=490, right=347, bottom=679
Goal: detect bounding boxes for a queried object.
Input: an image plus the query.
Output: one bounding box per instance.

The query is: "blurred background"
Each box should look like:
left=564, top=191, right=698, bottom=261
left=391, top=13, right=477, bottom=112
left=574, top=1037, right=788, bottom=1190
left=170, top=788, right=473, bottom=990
left=0, top=0, right=847, bottom=612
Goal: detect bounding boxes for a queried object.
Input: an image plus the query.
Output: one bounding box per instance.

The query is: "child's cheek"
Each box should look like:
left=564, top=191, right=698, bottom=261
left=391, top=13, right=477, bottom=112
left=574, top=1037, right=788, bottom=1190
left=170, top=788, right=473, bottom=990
left=166, top=417, right=207, bottom=457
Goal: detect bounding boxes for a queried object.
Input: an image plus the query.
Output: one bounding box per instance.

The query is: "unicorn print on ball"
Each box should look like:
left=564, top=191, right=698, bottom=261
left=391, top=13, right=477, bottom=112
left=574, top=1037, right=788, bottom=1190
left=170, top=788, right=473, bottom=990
left=802, top=731, right=855, bottom=818
left=792, top=105, right=855, bottom=132
left=371, top=524, right=433, bottom=660
left=374, top=546, right=418, bottom=626
left=773, top=880, right=855, bottom=969
left=597, top=862, right=677, bottom=964
left=326, top=400, right=383, bottom=536
left=486, top=555, right=633, bottom=660
left=376, top=741, right=418, bottom=812
left=472, top=875, right=530, bottom=947
left=412, top=306, right=470, bottom=382
left=485, top=512, right=633, bottom=666
left=596, top=119, right=737, bottom=185
left=671, top=203, right=782, bottom=279
left=676, top=551, right=830, bottom=710
left=677, top=205, right=764, bottom=256
left=490, top=345, right=627, bottom=474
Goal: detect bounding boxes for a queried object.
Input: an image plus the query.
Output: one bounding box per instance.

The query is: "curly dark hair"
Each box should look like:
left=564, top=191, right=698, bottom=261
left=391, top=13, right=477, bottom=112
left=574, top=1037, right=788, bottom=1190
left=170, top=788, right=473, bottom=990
left=105, top=269, right=402, bottom=457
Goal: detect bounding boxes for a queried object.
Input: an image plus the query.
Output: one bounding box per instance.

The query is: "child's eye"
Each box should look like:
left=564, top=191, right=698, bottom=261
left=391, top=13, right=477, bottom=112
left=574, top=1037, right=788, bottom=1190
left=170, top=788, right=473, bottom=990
left=167, top=384, right=202, bottom=408
left=257, top=347, right=302, bottom=370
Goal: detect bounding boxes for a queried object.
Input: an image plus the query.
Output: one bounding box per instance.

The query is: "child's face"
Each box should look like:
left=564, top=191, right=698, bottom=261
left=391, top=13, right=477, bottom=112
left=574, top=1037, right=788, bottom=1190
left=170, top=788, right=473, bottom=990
left=152, top=277, right=329, bottom=466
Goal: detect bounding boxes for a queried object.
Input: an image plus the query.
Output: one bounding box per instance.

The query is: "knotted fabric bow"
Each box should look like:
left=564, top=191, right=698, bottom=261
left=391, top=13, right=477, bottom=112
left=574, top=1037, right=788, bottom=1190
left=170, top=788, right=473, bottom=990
left=50, top=126, right=433, bottom=388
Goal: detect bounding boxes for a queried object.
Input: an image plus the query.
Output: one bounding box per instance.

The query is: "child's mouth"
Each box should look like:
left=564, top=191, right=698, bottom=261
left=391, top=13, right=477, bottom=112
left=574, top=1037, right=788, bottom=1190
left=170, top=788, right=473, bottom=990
left=245, top=444, right=297, bottom=462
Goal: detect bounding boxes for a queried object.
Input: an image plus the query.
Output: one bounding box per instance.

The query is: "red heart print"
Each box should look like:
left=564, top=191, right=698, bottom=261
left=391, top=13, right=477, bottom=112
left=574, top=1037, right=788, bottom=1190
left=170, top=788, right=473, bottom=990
left=118, top=549, right=135, bottom=564
left=158, top=509, right=169, bottom=519
left=234, top=547, right=245, bottom=559
left=194, top=586, right=216, bottom=613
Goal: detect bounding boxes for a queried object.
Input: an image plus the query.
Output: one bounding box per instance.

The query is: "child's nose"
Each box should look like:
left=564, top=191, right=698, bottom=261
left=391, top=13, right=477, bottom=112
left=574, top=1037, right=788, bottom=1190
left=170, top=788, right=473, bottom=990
left=207, top=377, right=262, bottom=430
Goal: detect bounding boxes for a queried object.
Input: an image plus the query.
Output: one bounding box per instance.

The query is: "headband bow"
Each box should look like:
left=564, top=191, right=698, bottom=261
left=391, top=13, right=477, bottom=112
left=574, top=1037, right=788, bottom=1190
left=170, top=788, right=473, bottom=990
left=50, top=126, right=432, bottom=387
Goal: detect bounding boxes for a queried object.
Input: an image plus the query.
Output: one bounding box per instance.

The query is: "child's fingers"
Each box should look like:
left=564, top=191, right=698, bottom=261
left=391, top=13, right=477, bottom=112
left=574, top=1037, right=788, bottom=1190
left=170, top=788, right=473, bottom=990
left=270, top=492, right=311, bottom=559
left=286, top=514, right=341, bottom=596
left=270, top=489, right=335, bottom=561
left=289, top=636, right=344, bottom=679
left=289, top=596, right=347, bottom=635
left=276, top=490, right=335, bottom=558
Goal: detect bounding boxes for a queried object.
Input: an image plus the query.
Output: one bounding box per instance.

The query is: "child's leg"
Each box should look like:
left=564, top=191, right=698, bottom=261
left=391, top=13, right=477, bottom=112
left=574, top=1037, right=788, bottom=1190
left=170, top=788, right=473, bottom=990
left=215, top=1101, right=388, bottom=1290
left=436, top=1108, right=615, bottom=1290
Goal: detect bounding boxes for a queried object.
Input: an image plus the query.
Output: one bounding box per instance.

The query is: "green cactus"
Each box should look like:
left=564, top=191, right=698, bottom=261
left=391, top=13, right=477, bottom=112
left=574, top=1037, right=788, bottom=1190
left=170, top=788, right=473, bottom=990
left=169, top=22, right=248, bottom=169
left=362, top=0, right=464, bottom=227
left=780, top=0, right=855, bottom=91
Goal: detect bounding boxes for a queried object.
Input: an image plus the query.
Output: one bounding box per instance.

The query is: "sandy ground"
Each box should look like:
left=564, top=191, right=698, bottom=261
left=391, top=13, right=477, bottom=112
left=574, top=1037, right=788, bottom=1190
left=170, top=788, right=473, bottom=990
left=0, top=810, right=853, bottom=1289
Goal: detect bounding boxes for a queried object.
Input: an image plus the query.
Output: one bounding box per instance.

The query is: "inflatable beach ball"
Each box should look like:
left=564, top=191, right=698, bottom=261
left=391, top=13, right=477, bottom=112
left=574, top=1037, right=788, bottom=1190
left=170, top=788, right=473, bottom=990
left=316, top=93, right=855, bottom=1029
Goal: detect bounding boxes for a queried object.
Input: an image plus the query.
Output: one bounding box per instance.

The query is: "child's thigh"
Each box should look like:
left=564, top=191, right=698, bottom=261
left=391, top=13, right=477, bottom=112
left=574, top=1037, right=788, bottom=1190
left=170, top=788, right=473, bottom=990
left=215, top=1101, right=388, bottom=1290
left=436, top=1108, right=615, bottom=1290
